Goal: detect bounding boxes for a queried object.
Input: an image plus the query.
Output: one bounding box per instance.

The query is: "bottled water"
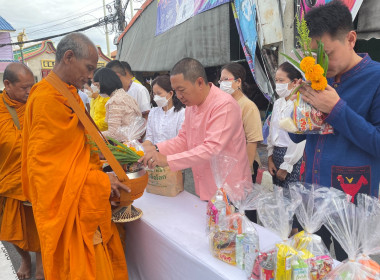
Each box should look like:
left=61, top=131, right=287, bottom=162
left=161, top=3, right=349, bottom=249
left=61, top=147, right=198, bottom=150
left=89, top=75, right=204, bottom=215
left=243, top=228, right=260, bottom=277
left=214, top=195, right=227, bottom=230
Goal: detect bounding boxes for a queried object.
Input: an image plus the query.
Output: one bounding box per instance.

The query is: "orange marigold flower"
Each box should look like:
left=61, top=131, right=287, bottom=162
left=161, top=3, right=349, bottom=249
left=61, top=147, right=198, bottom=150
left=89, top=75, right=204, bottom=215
left=300, top=57, right=316, bottom=72
left=130, top=147, right=137, bottom=152
left=136, top=151, right=144, bottom=156
left=311, top=76, right=328, bottom=91
left=305, top=64, right=324, bottom=81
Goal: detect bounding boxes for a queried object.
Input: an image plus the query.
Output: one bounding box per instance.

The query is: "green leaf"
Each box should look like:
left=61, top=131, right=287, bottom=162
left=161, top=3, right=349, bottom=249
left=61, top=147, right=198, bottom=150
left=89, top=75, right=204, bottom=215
left=293, top=49, right=303, bottom=62
left=323, top=54, right=329, bottom=77
left=317, top=40, right=323, bottom=66
left=280, top=53, right=301, bottom=71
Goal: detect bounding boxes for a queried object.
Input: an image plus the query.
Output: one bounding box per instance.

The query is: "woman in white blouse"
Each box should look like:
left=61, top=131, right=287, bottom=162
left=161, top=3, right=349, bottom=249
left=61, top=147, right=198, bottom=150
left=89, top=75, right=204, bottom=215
left=144, top=75, right=185, bottom=145
left=268, top=62, right=306, bottom=188
left=93, top=68, right=142, bottom=141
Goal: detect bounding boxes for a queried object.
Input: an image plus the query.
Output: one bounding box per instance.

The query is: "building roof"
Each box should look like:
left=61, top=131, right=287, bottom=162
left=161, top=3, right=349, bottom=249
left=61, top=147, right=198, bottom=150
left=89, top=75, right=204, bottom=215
left=96, top=46, right=111, bottom=62
left=0, top=16, right=15, bottom=32
left=13, top=40, right=56, bottom=61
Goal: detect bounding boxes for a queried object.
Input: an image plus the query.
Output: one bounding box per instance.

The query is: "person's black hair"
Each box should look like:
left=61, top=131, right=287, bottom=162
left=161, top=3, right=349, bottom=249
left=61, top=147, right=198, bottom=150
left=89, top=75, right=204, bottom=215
left=106, top=60, right=127, bottom=76
left=93, top=68, right=123, bottom=96
left=152, top=75, right=185, bottom=112
left=278, top=62, right=303, bottom=81
left=304, top=0, right=353, bottom=39
left=171, top=57, right=208, bottom=84
left=120, top=61, right=133, bottom=76
left=221, top=62, right=251, bottom=93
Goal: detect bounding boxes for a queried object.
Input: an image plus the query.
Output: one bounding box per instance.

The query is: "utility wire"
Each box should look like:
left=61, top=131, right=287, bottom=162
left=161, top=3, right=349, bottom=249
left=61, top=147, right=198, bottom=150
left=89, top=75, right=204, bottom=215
left=10, top=1, right=115, bottom=38
left=1, top=18, right=111, bottom=48
left=18, top=1, right=115, bottom=30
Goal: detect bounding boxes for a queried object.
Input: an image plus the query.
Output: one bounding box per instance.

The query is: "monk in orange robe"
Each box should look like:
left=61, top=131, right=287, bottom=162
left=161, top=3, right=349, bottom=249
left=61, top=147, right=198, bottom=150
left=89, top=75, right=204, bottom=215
left=0, top=63, right=43, bottom=279
left=21, top=33, right=129, bottom=280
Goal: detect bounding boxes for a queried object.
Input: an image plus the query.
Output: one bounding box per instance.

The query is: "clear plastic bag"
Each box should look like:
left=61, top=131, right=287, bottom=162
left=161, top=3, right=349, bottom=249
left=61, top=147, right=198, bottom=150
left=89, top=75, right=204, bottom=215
left=116, top=116, right=146, bottom=143
left=253, top=186, right=302, bottom=280
left=324, top=195, right=380, bottom=280
left=206, top=154, right=238, bottom=233
left=289, top=183, right=339, bottom=280
left=223, top=182, right=269, bottom=273
left=207, top=154, right=238, bottom=266
left=279, top=92, right=334, bottom=135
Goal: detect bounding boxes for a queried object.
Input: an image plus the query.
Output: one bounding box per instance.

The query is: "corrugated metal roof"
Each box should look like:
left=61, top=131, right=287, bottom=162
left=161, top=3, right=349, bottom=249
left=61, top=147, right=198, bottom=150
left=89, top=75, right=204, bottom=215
left=0, top=16, right=15, bottom=31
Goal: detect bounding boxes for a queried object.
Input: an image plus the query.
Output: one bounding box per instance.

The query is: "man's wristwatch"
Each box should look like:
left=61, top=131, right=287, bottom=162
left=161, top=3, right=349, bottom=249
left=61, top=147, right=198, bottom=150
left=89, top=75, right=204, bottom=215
left=154, top=145, right=159, bottom=152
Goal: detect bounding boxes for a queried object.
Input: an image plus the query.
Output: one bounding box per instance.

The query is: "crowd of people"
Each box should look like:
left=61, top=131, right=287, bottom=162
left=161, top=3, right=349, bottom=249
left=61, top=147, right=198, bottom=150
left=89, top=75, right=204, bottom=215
left=0, top=1, right=379, bottom=279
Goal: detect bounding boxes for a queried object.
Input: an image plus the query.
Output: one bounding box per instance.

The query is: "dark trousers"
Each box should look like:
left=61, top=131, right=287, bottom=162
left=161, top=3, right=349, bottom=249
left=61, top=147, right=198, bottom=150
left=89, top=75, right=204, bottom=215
left=245, top=160, right=260, bottom=223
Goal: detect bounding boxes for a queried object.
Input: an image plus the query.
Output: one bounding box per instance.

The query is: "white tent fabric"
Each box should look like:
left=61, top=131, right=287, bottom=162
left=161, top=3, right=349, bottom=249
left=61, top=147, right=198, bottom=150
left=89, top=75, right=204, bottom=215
left=0, top=242, right=18, bottom=280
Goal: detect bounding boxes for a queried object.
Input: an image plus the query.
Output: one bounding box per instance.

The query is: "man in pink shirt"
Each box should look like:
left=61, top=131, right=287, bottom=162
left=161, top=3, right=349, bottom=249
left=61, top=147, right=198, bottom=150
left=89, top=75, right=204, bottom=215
left=141, top=58, right=252, bottom=201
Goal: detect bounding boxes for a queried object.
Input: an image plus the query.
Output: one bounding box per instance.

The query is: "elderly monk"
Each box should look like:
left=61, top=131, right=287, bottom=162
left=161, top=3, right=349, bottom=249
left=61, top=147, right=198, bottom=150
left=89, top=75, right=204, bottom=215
left=0, top=63, right=43, bottom=279
left=140, top=58, right=252, bottom=201
left=21, top=33, right=129, bottom=280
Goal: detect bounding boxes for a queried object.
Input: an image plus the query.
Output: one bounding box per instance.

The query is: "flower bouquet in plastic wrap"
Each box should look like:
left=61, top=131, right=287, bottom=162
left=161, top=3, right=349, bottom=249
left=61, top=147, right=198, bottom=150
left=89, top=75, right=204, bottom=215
left=288, top=183, right=346, bottom=280
left=323, top=194, right=380, bottom=280
left=222, top=182, right=269, bottom=274
left=253, top=186, right=301, bottom=280
left=279, top=16, right=333, bottom=135
left=207, top=154, right=237, bottom=266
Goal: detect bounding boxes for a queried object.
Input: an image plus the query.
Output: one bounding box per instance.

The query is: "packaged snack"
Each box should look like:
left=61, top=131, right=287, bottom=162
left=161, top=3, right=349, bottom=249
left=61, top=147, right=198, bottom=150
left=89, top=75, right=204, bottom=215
left=256, top=186, right=302, bottom=280
left=211, top=230, right=237, bottom=265
left=236, top=234, right=245, bottom=269
left=206, top=154, right=237, bottom=233
left=224, top=182, right=268, bottom=273
left=291, top=258, right=309, bottom=280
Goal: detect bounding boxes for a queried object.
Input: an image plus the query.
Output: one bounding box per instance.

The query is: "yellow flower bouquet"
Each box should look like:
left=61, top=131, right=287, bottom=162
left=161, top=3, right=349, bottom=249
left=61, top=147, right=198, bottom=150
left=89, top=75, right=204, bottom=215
left=279, top=16, right=334, bottom=135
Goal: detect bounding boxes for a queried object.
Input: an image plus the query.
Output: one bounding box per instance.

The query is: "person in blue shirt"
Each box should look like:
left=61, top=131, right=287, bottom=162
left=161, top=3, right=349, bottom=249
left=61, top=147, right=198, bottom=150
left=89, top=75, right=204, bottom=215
left=290, top=1, right=380, bottom=261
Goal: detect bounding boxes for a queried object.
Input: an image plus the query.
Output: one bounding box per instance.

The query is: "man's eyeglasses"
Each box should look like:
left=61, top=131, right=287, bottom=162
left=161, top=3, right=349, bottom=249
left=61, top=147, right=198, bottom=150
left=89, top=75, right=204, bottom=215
left=217, top=78, right=236, bottom=85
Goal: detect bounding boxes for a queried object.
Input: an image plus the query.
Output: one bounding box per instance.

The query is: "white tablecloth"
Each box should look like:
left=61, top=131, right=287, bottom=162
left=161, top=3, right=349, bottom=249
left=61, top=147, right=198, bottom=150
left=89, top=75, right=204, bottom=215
left=124, top=191, right=282, bottom=280
left=0, top=242, right=18, bottom=280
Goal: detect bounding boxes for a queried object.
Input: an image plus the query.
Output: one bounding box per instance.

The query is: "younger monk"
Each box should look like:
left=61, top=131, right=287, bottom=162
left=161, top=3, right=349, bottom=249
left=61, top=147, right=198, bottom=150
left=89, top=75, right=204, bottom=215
left=21, top=33, right=129, bottom=279
left=0, top=63, right=43, bottom=279
left=140, top=58, right=252, bottom=200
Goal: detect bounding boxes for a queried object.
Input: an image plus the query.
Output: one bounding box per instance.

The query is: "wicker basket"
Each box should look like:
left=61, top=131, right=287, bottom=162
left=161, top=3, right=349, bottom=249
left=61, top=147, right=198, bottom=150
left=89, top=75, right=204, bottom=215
left=112, top=169, right=148, bottom=223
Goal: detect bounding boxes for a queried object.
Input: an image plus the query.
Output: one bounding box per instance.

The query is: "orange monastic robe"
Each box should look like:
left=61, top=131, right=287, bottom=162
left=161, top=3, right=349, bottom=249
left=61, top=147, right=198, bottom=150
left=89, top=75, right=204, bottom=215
left=0, top=91, right=40, bottom=252
left=21, top=72, right=128, bottom=280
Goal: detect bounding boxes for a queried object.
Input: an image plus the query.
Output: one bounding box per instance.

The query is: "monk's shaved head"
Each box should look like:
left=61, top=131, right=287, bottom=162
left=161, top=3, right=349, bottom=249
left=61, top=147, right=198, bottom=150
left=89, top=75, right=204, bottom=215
left=3, top=62, right=33, bottom=83
left=55, top=33, right=97, bottom=62
left=53, top=32, right=98, bottom=89
left=3, top=63, right=34, bottom=103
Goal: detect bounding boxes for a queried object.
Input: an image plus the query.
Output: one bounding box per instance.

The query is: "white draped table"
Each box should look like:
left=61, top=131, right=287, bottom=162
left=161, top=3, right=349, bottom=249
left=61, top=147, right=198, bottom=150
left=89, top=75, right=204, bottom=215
left=124, top=191, right=282, bottom=280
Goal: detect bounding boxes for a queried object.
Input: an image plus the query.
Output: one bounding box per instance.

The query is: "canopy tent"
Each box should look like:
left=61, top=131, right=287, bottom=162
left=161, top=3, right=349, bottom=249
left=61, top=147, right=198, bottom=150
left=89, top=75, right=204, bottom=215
left=356, top=0, right=380, bottom=40
left=116, top=1, right=231, bottom=72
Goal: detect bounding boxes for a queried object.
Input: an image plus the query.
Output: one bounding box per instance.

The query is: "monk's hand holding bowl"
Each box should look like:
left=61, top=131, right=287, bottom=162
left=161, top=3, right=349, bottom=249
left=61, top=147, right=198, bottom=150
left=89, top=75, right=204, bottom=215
left=107, top=173, right=131, bottom=199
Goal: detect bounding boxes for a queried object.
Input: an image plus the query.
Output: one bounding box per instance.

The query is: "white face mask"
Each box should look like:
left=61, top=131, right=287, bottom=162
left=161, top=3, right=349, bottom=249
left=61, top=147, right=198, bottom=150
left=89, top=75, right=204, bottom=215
left=275, top=83, right=292, bottom=98
left=90, top=84, right=99, bottom=94
left=154, top=93, right=171, bottom=108
left=219, top=81, right=235, bottom=94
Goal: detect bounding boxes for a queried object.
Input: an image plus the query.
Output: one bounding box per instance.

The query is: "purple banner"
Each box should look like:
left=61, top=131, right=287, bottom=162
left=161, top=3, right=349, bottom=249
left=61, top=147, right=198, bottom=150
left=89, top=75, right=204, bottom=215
left=156, top=0, right=230, bottom=35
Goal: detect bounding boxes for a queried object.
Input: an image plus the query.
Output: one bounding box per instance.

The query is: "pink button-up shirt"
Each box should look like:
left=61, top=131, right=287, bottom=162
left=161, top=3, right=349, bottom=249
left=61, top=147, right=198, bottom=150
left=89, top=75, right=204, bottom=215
left=157, top=84, right=252, bottom=201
